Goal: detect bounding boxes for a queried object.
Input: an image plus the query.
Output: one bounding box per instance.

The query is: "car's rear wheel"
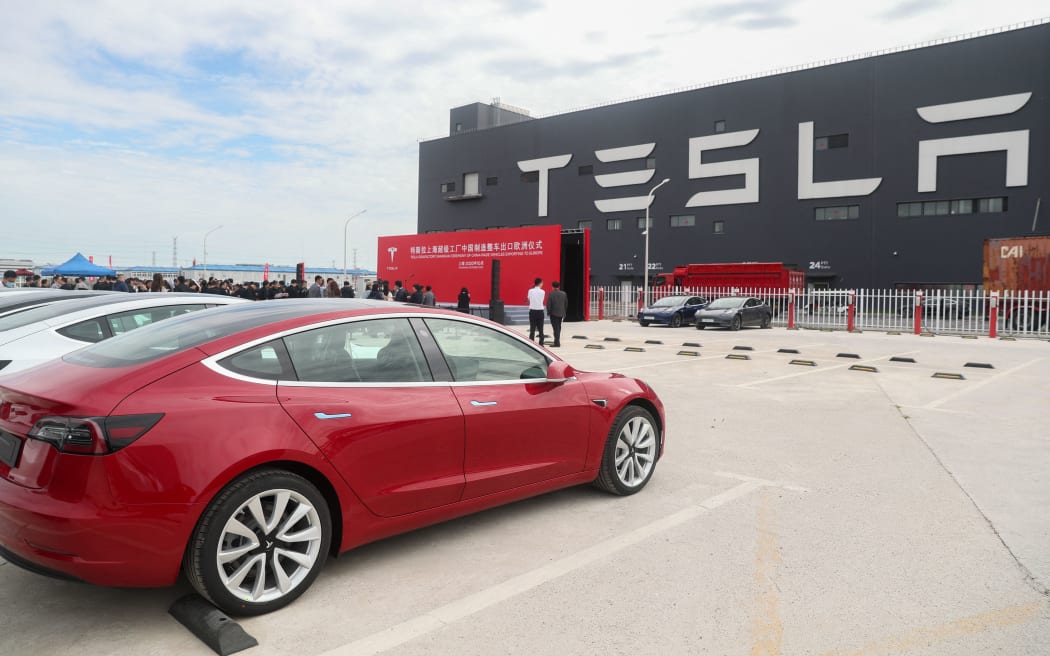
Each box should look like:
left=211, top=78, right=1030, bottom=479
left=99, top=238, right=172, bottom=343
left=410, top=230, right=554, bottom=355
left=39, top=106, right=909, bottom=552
left=593, top=406, right=660, bottom=496
left=185, top=469, right=332, bottom=616
left=670, top=314, right=683, bottom=328
left=730, top=315, right=742, bottom=331
left=761, top=313, right=771, bottom=329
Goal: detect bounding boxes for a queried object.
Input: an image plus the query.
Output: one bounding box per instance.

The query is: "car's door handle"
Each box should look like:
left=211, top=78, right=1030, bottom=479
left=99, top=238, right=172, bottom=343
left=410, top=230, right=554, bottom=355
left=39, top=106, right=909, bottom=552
left=470, top=400, right=497, bottom=407
left=314, top=412, right=353, bottom=420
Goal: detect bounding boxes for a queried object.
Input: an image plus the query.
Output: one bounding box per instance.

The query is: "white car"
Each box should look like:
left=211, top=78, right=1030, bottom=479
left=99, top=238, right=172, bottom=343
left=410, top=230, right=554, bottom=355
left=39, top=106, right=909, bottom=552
left=0, top=293, right=246, bottom=376
left=0, top=289, right=115, bottom=319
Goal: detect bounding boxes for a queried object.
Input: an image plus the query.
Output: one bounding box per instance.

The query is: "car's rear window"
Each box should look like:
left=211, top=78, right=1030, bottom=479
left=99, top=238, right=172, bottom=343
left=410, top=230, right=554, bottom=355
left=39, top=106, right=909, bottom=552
left=63, top=303, right=321, bottom=368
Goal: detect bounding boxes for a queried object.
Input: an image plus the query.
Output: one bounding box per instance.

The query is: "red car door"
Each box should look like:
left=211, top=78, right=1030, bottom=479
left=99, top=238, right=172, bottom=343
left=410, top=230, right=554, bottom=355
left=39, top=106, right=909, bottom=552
left=423, top=318, right=591, bottom=500
left=276, top=318, right=465, bottom=517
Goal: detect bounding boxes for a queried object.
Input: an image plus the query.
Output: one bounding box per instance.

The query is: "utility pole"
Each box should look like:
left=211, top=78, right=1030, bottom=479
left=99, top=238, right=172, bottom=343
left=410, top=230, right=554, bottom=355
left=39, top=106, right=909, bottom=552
left=172, top=237, right=178, bottom=268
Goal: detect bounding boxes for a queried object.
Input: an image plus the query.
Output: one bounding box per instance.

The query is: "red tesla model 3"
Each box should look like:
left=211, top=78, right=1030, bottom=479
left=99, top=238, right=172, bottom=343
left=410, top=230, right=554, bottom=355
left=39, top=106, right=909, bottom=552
left=0, top=300, right=665, bottom=615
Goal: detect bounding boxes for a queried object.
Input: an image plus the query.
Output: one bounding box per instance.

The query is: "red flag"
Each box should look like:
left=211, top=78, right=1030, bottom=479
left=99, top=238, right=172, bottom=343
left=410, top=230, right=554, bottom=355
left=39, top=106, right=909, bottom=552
left=88, top=255, right=94, bottom=263
left=263, top=263, right=269, bottom=281
left=108, top=255, right=113, bottom=267
left=193, top=258, right=197, bottom=266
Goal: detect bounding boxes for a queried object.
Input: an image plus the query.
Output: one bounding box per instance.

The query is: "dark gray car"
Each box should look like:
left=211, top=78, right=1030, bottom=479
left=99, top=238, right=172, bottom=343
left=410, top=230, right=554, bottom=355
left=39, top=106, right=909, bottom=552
left=694, top=296, right=772, bottom=330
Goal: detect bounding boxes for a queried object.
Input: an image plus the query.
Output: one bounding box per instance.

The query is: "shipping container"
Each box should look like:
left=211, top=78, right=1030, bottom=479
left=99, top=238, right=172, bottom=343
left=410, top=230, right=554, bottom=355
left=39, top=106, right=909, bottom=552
left=983, top=236, right=1050, bottom=329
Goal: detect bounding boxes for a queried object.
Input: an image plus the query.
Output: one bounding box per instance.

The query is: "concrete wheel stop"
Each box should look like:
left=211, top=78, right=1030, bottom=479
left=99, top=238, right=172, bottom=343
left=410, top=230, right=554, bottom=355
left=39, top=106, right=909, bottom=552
left=169, top=594, right=259, bottom=655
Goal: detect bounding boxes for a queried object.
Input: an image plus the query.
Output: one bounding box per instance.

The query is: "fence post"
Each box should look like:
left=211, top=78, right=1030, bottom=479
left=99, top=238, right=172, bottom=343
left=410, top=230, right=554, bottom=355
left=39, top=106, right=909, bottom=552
left=913, top=291, right=923, bottom=335
left=637, top=288, right=644, bottom=317
left=787, top=290, right=796, bottom=329
left=847, top=290, right=856, bottom=332
left=989, top=291, right=998, bottom=338
left=598, top=288, right=605, bottom=321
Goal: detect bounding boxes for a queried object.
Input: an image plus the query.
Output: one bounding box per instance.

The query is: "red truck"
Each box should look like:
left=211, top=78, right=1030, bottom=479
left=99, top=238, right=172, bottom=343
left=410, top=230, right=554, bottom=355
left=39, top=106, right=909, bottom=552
left=984, top=236, right=1050, bottom=330
left=653, top=262, right=805, bottom=290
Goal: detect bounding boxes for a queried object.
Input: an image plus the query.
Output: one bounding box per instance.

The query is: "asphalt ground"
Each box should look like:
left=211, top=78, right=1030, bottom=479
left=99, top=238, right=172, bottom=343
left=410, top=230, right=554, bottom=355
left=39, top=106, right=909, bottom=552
left=2, top=321, right=1048, bottom=655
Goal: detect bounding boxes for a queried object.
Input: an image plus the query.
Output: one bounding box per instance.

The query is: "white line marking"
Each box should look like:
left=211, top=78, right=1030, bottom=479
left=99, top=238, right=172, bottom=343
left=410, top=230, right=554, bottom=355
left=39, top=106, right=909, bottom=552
left=923, top=358, right=1043, bottom=409
left=715, top=471, right=811, bottom=494
left=319, top=476, right=787, bottom=656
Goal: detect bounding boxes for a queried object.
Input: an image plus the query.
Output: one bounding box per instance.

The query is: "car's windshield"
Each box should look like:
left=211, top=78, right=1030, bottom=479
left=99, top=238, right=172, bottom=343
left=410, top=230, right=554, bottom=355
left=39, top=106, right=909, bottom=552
left=706, top=297, right=746, bottom=309
left=651, top=296, right=688, bottom=308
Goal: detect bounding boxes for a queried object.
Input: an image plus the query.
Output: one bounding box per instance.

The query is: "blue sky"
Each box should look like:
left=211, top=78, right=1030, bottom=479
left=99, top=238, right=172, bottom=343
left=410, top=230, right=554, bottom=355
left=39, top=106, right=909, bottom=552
left=1, top=0, right=1045, bottom=270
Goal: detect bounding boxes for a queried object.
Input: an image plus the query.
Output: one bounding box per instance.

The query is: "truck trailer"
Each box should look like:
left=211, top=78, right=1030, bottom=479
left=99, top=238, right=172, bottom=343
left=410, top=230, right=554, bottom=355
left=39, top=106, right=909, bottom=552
left=653, top=262, right=805, bottom=290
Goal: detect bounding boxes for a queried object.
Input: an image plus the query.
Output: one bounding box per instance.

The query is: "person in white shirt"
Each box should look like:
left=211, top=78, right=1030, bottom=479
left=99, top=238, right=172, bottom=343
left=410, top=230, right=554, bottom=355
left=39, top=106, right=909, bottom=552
left=527, top=277, right=546, bottom=345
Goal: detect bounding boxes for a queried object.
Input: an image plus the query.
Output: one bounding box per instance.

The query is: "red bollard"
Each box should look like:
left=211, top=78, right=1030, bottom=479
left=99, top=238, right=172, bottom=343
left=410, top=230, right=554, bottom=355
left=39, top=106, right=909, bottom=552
left=847, top=290, right=856, bottom=332
left=598, top=288, right=605, bottom=321
left=637, top=288, right=644, bottom=317
left=913, top=291, right=923, bottom=335
left=989, top=292, right=998, bottom=339
left=787, top=290, right=796, bottom=329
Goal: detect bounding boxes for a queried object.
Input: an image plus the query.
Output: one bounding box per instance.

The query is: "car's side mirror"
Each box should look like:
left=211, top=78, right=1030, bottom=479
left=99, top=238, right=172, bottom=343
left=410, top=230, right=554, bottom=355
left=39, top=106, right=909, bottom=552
left=546, top=360, right=576, bottom=383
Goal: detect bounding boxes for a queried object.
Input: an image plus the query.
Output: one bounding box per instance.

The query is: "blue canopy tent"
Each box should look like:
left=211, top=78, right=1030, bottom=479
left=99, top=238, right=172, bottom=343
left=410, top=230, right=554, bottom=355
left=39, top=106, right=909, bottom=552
left=41, top=252, right=116, bottom=277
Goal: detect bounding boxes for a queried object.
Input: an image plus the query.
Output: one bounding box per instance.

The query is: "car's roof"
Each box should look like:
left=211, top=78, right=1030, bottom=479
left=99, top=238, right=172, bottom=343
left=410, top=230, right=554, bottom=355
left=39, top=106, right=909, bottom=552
left=0, top=289, right=113, bottom=311
left=62, top=300, right=479, bottom=369
left=0, top=293, right=243, bottom=333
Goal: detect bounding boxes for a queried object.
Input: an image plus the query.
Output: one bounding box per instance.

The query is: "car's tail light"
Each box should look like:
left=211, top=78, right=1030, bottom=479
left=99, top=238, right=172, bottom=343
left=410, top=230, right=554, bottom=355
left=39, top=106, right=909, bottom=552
left=27, top=414, right=164, bottom=455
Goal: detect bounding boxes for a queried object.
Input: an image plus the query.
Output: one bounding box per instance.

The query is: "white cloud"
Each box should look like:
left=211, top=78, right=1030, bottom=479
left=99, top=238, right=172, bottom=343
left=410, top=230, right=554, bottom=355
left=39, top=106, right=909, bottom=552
left=1, top=0, right=1046, bottom=270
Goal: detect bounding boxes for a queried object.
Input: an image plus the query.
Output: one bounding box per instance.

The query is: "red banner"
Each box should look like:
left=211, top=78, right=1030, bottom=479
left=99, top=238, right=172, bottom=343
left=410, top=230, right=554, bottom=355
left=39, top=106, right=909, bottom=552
left=377, top=226, right=562, bottom=305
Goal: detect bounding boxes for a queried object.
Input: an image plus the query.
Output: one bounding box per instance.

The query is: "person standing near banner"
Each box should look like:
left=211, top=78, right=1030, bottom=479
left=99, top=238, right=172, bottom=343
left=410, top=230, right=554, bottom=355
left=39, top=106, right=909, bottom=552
left=546, top=280, right=568, bottom=347
left=527, top=277, right=546, bottom=346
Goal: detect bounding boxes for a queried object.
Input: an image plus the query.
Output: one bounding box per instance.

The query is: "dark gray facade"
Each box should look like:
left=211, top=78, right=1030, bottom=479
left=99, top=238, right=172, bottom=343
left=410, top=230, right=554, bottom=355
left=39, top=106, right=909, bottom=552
left=418, top=24, right=1049, bottom=289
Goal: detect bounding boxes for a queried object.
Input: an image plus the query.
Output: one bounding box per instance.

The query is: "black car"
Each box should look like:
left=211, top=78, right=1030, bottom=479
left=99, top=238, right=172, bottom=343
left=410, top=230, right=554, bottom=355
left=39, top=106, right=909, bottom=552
left=638, top=295, right=708, bottom=328
left=694, top=296, right=772, bottom=330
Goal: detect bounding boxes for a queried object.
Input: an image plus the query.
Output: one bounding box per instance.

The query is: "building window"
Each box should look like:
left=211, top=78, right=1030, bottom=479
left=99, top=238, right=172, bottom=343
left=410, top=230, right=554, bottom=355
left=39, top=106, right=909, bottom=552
left=713, top=220, right=725, bottom=234
left=486, top=176, right=498, bottom=186
left=978, top=197, right=1007, bottom=213
left=578, top=220, right=592, bottom=230
left=607, top=218, right=622, bottom=231
left=578, top=165, right=593, bottom=175
left=440, top=182, right=456, bottom=193
left=670, top=214, right=695, bottom=228
left=520, top=171, right=539, bottom=183
left=636, top=216, right=653, bottom=230
left=897, top=196, right=1006, bottom=218
left=455, top=123, right=462, bottom=132
left=815, top=133, right=849, bottom=150
left=714, top=120, right=726, bottom=133
left=815, top=205, right=859, bottom=220
left=645, top=157, right=656, bottom=170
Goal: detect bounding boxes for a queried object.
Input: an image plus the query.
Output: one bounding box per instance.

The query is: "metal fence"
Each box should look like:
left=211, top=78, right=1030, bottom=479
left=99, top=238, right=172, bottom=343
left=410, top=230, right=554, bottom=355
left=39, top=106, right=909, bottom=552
left=589, top=286, right=1050, bottom=339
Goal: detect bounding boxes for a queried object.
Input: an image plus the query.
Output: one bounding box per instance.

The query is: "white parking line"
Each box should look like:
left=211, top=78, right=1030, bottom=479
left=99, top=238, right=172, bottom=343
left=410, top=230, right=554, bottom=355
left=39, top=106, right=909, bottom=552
left=319, top=474, right=803, bottom=656
left=922, top=358, right=1043, bottom=409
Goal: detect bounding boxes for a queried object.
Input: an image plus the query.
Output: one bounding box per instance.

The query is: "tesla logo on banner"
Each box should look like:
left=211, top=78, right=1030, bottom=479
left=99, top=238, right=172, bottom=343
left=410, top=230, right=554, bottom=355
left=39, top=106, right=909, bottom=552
left=388, top=246, right=398, bottom=263
left=513, top=92, right=1032, bottom=216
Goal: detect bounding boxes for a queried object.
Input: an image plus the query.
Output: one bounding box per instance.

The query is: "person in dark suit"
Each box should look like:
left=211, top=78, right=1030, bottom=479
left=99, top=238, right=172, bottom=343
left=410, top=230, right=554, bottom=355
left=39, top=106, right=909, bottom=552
left=457, top=287, right=470, bottom=313
left=546, top=281, right=568, bottom=347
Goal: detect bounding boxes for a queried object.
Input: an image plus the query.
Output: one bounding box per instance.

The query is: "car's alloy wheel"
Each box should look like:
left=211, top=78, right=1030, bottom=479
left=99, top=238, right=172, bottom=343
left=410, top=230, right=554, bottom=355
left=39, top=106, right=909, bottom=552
left=594, top=406, right=660, bottom=495
left=185, top=469, right=332, bottom=616
left=639, top=320, right=650, bottom=327
left=761, top=314, right=771, bottom=329
left=731, top=315, right=742, bottom=331
left=695, top=321, right=705, bottom=330
left=670, top=314, right=683, bottom=328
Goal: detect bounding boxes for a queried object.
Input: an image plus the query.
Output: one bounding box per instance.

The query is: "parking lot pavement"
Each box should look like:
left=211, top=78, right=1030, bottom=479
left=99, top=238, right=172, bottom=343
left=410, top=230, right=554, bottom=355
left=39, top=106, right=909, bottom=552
left=2, top=322, right=1048, bottom=655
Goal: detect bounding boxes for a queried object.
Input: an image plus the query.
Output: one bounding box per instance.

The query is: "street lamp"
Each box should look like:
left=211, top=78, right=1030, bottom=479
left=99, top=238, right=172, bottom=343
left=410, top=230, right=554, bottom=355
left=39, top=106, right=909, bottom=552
left=203, top=225, right=222, bottom=279
left=343, top=209, right=367, bottom=279
left=643, top=178, right=670, bottom=307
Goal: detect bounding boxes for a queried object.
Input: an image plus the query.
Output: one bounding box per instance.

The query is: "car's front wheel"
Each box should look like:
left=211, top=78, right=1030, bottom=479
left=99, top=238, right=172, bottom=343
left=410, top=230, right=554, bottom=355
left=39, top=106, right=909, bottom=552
left=695, top=321, right=705, bottom=330
left=593, top=406, right=660, bottom=496
left=670, top=313, right=683, bottom=328
left=639, top=320, right=650, bottom=327
left=184, top=469, right=332, bottom=616
left=730, top=315, right=742, bottom=331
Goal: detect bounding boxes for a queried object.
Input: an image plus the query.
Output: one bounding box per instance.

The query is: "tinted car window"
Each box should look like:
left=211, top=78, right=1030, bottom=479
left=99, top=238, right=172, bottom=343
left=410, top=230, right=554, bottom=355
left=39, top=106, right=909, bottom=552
left=0, top=294, right=141, bottom=332
left=707, top=297, right=746, bottom=310
left=106, top=304, right=208, bottom=335
left=284, top=318, right=431, bottom=384
left=57, top=319, right=106, bottom=343
left=218, top=340, right=293, bottom=381
left=424, top=318, right=549, bottom=381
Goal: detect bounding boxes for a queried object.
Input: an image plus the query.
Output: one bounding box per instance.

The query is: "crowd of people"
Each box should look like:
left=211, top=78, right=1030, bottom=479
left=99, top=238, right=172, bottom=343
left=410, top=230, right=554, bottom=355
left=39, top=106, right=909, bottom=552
left=4, top=270, right=464, bottom=308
